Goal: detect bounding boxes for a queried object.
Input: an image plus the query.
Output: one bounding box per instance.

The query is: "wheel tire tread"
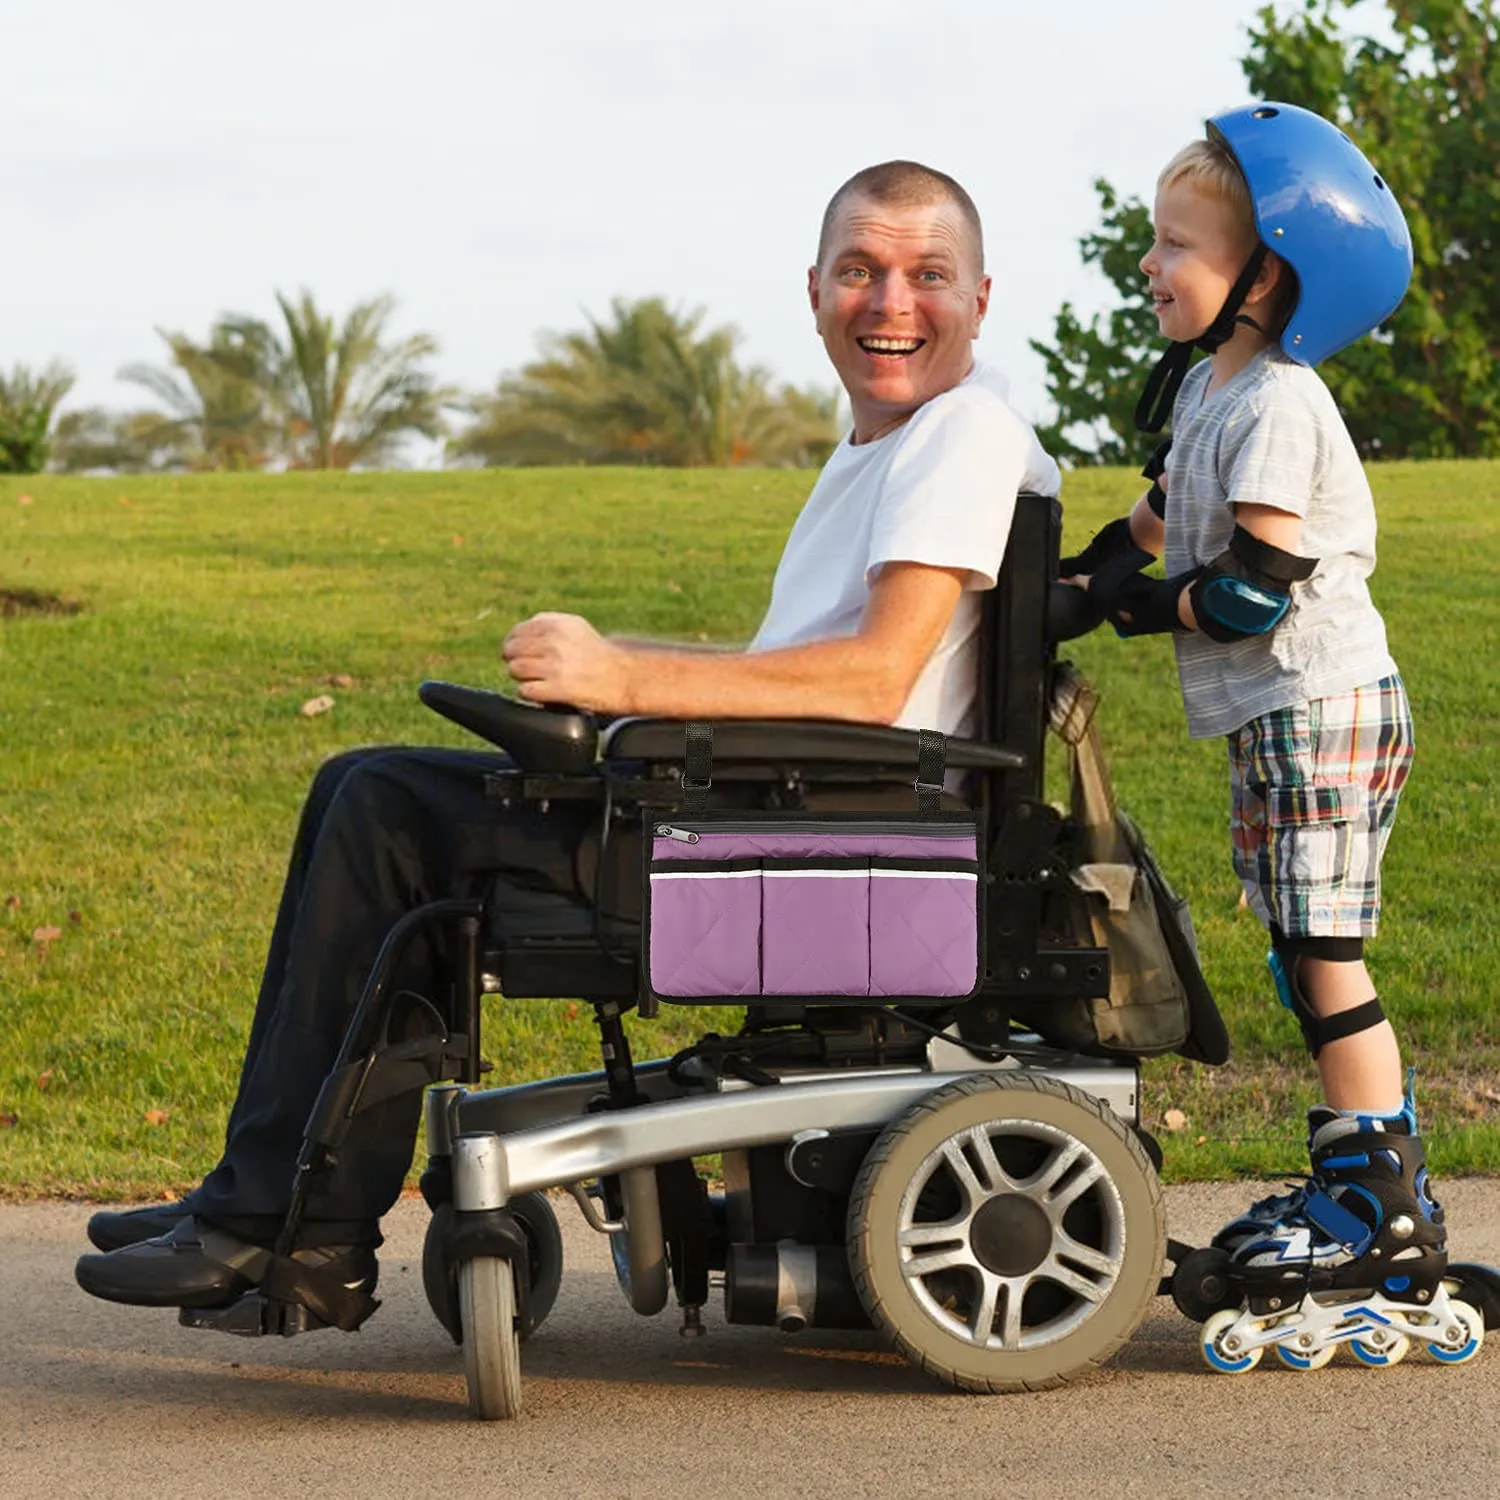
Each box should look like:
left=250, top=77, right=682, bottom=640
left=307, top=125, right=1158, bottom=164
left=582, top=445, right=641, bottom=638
left=459, top=1256, right=523, bottom=1420
left=847, top=1071, right=1163, bottom=1393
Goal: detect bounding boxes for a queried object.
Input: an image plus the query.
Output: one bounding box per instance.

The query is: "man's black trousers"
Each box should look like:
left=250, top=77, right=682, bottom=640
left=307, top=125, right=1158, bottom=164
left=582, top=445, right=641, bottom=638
left=186, top=747, right=616, bottom=1247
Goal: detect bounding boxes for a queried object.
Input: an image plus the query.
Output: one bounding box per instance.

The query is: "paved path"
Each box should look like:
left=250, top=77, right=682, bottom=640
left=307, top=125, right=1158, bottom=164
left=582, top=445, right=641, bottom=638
left=4, top=1183, right=1499, bottom=1500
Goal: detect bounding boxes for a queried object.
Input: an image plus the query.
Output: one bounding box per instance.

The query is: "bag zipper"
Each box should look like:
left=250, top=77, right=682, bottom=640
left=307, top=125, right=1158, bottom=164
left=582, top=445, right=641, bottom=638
left=654, top=820, right=973, bottom=842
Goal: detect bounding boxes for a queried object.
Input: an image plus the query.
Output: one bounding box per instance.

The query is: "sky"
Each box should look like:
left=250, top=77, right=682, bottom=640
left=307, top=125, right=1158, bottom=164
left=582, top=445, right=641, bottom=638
left=4, top=0, right=1389, bottom=455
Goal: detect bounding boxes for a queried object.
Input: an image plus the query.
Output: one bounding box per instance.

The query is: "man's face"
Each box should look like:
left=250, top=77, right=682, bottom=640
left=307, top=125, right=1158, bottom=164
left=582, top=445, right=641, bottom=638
left=1139, top=179, right=1256, bottom=344
left=809, top=194, right=990, bottom=443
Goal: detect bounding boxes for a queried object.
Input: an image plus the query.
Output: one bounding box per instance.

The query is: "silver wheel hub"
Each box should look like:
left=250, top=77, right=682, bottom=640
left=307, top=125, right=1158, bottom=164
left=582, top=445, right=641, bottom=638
left=895, top=1119, right=1126, bottom=1351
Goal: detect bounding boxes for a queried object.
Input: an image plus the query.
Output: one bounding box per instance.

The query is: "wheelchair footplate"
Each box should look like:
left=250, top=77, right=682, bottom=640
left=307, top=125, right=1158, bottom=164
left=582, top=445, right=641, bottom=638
left=179, top=1290, right=340, bottom=1339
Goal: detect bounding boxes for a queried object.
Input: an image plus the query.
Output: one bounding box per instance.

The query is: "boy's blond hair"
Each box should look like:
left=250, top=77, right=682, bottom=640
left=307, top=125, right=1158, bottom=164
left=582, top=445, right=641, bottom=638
left=1158, top=138, right=1300, bottom=334
left=1158, top=138, right=1255, bottom=229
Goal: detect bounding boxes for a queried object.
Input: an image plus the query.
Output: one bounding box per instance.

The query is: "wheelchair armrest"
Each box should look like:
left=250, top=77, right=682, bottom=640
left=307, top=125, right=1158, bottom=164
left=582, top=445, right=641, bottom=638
left=419, top=680, right=1027, bottom=774
left=601, top=716, right=1025, bottom=771
left=418, top=681, right=599, bottom=773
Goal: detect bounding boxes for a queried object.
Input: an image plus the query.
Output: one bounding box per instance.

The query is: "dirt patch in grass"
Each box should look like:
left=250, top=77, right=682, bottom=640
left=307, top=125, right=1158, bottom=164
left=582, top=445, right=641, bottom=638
left=0, top=587, right=84, bottom=619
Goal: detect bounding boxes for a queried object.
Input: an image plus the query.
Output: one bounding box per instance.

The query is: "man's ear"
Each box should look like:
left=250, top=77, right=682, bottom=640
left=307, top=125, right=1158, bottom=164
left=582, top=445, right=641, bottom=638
left=971, top=274, right=992, bottom=336
left=807, top=265, right=821, bottom=315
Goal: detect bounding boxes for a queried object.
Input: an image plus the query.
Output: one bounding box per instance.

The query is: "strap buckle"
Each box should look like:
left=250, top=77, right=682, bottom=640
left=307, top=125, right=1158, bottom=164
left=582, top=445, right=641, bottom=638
left=914, top=778, right=943, bottom=799
left=680, top=774, right=712, bottom=793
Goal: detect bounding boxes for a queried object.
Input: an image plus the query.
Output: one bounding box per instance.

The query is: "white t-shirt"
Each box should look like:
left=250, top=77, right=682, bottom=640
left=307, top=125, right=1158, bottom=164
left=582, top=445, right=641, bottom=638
left=748, top=361, right=1061, bottom=738
left=1165, top=349, right=1397, bottom=739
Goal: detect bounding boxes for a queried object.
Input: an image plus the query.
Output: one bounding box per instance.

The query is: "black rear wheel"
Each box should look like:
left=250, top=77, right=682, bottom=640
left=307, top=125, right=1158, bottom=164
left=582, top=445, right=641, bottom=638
left=1170, top=1245, right=1240, bottom=1323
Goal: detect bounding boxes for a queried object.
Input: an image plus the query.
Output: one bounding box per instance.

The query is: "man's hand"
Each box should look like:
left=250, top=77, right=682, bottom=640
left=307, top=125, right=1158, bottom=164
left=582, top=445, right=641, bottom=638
left=501, top=612, right=638, bottom=713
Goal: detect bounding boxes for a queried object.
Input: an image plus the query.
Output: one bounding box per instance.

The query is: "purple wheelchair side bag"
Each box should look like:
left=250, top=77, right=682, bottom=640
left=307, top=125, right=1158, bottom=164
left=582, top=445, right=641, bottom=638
left=643, top=811, right=983, bottom=1004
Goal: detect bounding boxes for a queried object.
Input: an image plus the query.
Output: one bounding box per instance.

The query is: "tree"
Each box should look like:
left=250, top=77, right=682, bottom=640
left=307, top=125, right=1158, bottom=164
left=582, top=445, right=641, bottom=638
left=112, top=324, right=277, bottom=470
left=0, top=362, right=75, bottom=474
left=1029, top=185, right=1162, bottom=466
left=1035, top=0, right=1500, bottom=462
left=454, top=297, right=841, bottom=468
left=206, top=291, right=457, bottom=469
left=1242, top=0, right=1500, bottom=457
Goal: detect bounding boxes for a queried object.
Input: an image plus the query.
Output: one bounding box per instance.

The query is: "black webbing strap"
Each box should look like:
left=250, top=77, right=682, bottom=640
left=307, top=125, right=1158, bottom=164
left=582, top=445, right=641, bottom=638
left=1135, top=341, right=1197, bottom=437
left=1135, top=245, right=1268, bottom=435
left=682, top=722, right=714, bottom=815
left=915, top=729, right=946, bottom=815
left=1143, top=438, right=1171, bottom=518
left=680, top=724, right=948, bottom=815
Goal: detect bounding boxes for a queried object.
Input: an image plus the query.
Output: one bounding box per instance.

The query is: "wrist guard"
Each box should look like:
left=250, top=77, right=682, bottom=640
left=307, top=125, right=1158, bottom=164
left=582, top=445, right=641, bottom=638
left=1189, top=525, right=1318, bottom=642
left=1059, top=515, right=1138, bottom=580
left=1088, top=554, right=1199, bottom=637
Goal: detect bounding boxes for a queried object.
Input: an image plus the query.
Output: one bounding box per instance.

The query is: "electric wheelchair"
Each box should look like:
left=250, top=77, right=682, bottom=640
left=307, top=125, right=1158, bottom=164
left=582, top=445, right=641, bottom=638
left=225, top=492, right=1234, bottom=1419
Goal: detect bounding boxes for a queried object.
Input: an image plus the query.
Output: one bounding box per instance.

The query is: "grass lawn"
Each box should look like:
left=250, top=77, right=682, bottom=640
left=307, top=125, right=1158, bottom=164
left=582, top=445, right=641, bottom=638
left=1, top=461, right=1497, bottom=1197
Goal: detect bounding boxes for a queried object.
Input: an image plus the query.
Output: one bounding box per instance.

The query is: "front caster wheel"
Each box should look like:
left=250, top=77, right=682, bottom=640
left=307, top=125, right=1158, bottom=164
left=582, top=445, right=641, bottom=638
left=459, top=1256, right=522, bottom=1420
left=423, top=1193, right=564, bottom=1345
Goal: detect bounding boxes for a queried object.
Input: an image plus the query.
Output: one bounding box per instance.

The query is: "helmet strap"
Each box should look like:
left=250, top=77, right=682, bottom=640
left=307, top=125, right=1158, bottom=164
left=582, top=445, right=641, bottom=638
left=1135, top=245, right=1270, bottom=434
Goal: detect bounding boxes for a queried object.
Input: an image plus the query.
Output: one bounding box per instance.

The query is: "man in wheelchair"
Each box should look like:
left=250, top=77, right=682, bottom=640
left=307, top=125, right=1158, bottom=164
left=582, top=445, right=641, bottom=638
left=75, top=159, right=1065, bottom=1326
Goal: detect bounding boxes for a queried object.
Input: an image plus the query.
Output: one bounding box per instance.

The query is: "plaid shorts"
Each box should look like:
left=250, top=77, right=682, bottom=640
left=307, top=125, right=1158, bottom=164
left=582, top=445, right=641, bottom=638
left=1227, top=674, right=1414, bottom=939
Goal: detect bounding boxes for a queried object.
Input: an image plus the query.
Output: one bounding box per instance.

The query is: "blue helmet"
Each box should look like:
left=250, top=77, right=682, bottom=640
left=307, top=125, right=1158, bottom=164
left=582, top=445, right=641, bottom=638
left=1208, top=101, right=1413, bottom=366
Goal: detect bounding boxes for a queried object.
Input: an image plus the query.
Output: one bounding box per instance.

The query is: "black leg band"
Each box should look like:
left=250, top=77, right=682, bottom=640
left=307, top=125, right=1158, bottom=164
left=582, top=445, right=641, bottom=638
left=1308, top=997, right=1388, bottom=1052
left=1269, top=933, right=1380, bottom=1057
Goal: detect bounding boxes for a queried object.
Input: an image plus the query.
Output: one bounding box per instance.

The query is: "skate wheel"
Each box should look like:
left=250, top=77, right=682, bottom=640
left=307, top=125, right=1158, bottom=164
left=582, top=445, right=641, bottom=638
left=1350, top=1332, right=1409, bottom=1367
left=1274, top=1340, right=1335, bottom=1371
left=1423, top=1298, right=1484, bottom=1365
left=1201, top=1307, right=1261, bottom=1373
left=1445, top=1265, right=1500, bottom=1331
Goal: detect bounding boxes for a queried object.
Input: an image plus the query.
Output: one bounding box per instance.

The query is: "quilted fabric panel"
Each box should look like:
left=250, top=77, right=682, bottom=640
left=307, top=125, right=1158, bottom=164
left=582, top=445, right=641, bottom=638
left=762, top=869, right=870, bottom=995
left=868, top=871, right=978, bottom=997
left=648, top=869, right=761, bottom=997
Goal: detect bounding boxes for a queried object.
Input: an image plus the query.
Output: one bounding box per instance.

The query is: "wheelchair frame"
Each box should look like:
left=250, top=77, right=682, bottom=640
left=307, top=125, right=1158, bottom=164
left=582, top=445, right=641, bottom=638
left=214, top=493, right=1226, bottom=1416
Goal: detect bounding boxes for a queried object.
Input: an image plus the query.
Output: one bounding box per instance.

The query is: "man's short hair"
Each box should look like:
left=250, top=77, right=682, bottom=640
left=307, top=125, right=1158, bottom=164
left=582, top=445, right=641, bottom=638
left=816, top=160, right=985, bottom=272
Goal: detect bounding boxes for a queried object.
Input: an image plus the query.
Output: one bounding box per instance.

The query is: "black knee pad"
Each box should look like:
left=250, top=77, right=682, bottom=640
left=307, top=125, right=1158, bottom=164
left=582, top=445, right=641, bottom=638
left=1268, top=933, right=1383, bottom=1057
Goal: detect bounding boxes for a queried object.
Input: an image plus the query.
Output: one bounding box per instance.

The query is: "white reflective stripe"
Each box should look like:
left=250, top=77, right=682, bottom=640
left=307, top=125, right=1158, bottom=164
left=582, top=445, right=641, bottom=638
left=651, top=868, right=975, bottom=881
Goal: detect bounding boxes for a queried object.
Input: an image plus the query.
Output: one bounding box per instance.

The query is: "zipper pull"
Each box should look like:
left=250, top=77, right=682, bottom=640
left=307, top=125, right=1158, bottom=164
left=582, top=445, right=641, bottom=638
left=654, top=824, right=700, bottom=844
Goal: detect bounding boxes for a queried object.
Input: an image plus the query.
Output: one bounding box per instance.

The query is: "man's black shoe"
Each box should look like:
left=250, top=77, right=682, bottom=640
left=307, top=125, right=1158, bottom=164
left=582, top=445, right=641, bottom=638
left=74, top=1217, right=378, bottom=1311
left=86, top=1201, right=194, bottom=1252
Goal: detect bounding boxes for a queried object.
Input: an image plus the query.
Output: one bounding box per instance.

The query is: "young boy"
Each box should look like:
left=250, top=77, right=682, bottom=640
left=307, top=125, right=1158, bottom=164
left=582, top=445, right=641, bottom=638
left=1062, top=103, right=1466, bottom=1359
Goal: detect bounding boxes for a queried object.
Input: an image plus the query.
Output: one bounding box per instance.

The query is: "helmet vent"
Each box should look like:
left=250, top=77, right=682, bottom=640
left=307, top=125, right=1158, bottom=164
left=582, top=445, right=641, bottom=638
left=1252, top=106, right=1279, bottom=119
left=1374, top=174, right=1386, bottom=191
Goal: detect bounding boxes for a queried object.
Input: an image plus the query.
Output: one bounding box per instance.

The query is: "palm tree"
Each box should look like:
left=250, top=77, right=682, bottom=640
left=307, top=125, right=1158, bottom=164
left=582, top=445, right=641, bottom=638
left=113, top=323, right=277, bottom=471
left=453, top=297, right=840, bottom=468
left=0, top=362, right=75, bottom=474
left=210, top=291, right=458, bottom=469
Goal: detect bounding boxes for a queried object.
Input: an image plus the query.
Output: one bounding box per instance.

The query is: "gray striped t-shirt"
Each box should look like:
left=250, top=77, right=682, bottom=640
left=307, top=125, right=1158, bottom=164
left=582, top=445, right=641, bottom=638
left=1164, top=349, right=1396, bottom=739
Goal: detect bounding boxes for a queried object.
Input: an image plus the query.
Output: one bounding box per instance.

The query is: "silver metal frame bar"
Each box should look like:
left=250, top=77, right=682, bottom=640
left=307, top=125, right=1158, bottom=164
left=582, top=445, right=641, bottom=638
left=451, top=1061, right=1139, bottom=1211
